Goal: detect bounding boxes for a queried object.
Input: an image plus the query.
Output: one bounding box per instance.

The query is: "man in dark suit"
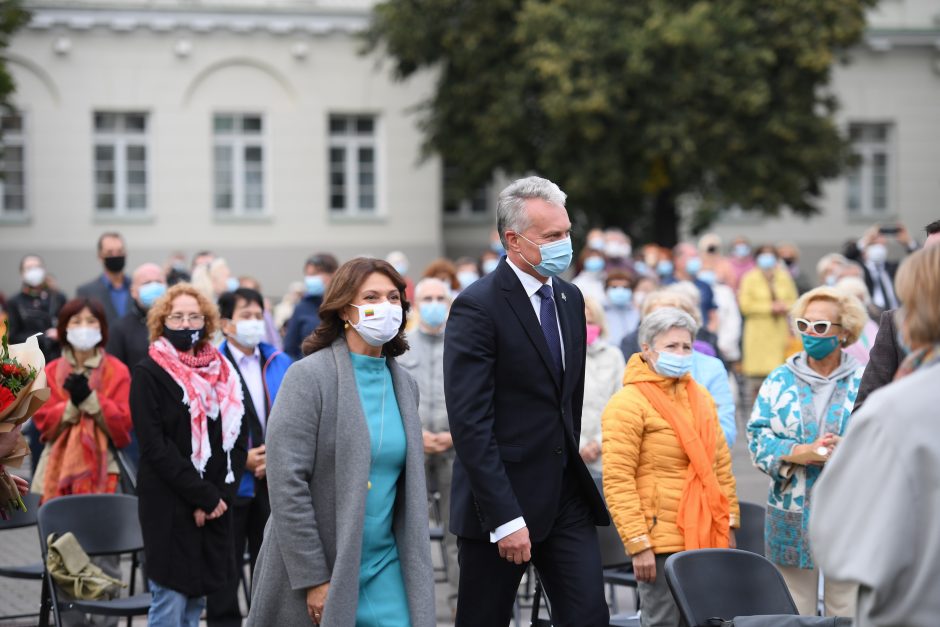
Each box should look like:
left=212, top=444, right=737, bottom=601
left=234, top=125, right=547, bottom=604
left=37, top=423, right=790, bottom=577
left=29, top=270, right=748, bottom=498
left=854, top=220, right=940, bottom=411
left=444, top=176, right=610, bottom=627
left=76, top=231, right=132, bottom=325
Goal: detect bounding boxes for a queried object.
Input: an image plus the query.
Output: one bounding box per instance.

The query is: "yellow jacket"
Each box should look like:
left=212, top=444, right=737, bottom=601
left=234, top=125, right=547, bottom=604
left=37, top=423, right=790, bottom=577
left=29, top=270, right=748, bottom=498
left=738, top=267, right=798, bottom=377
left=601, top=354, right=739, bottom=556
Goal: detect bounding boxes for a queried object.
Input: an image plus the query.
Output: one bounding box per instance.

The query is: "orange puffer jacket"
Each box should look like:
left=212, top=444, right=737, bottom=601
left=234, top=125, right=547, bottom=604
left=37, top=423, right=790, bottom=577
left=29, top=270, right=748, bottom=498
left=601, top=353, right=739, bottom=556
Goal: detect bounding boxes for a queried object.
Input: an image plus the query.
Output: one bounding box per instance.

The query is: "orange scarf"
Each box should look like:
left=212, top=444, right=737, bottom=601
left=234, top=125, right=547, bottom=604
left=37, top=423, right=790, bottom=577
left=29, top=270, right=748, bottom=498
left=637, top=378, right=730, bottom=550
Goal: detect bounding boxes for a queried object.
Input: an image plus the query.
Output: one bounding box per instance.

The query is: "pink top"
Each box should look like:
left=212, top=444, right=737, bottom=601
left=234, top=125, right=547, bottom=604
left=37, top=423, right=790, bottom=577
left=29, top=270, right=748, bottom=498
left=844, top=319, right=880, bottom=366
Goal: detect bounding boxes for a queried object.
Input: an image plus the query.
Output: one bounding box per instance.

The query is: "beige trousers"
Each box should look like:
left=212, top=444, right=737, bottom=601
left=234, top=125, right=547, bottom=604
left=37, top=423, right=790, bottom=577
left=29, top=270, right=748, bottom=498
left=777, top=564, right=858, bottom=618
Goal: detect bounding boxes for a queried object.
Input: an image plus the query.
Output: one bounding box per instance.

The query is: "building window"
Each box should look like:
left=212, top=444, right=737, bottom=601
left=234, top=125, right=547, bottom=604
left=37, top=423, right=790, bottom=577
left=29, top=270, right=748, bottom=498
left=329, top=114, right=378, bottom=216
left=0, top=113, right=26, bottom=217
left=443, top=161, right=488, bottom=220
left=94, top=112, right=149, bottom=214
left=847, top=122, right=893, bottom=216
left=213, top=113, right=265, bottom=215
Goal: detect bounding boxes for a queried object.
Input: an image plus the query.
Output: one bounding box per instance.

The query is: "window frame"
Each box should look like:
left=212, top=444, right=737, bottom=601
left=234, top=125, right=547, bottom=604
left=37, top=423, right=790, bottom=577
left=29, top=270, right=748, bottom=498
left=846, top=121, right=895, bottom=219
left=92, top=111, right=151, bottom=217
left=212, top=111, right=269, bottom=218
left=327, top=113, right=383, bottom=219
left=0, top=109, right=28, bottom=221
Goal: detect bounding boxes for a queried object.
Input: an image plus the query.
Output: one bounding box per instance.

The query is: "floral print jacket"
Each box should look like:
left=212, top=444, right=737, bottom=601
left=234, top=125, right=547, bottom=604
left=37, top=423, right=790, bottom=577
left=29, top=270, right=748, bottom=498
left=747, top=359, right=863, bottom=568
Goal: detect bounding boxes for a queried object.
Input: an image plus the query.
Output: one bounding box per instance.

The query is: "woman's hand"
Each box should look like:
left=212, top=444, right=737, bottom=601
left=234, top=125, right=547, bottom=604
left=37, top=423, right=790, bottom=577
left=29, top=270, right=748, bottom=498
left=580, top=441, right=601, bottom=463
left=306, top=582, right=330, bottom=624
left=193, top=509, right=207, bottom=528
left=11, top=474, right=29, bottom=496
left=729, top=529, right=737, bottom=549
left=632, top=548, right=657, bottom=583
left=784, top=434, right=839, bottom=466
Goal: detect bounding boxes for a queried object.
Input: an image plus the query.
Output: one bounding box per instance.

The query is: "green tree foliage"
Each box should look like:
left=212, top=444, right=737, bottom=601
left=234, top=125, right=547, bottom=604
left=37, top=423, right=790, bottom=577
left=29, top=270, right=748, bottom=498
left=368, top=0, right=875, bottom=244
left=0, top=0, right=30, bottom=113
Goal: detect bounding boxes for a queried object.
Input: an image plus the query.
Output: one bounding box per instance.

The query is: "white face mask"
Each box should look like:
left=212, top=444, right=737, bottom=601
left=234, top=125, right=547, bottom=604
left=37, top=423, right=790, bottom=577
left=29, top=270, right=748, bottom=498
left=67, top=326, right=102, bottom=352
left=866, top=243, right=888, bottom=265
left=23, top=267, right=46, bottom=287
left=350, top=301, right=403, bottom=347
left=233, top=319, right=265, bottom=348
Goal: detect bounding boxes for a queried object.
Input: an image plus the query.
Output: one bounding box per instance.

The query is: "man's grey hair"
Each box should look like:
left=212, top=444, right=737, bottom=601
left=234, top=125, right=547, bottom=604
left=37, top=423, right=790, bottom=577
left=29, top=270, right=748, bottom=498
left=638, top=307, right=699, bottom=349
left=414, top=277, right=453, bottom=302
left=496, top=176, right=567, bottom=247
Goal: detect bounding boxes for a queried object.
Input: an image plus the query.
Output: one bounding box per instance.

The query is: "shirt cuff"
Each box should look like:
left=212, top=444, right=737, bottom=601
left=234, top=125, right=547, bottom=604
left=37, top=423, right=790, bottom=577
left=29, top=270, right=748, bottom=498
left=490, top=517, right=526, bottom=543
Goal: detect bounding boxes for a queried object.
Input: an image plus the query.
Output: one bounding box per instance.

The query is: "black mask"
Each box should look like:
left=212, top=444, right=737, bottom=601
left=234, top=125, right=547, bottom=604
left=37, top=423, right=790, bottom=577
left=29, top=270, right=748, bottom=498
left=104, top=255, right=126, bottom=273
left=163, top=326, right=204, bottom=351
left=782, top=257, right=796, bottom=267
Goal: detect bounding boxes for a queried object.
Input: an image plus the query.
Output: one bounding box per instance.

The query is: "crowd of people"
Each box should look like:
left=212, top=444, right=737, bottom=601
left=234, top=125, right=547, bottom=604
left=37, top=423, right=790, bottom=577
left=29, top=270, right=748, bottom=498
left=1, top=184, right=938, bottom=627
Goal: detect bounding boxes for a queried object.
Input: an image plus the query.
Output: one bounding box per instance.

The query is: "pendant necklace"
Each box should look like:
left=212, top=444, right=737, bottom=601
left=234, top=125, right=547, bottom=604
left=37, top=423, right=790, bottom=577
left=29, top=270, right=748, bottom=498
left=367, top=374, right=387, bottom=490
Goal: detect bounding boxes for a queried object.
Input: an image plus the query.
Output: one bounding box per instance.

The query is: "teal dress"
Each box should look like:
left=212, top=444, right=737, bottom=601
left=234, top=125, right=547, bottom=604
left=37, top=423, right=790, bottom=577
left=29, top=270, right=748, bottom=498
left=349, top=353, right=412, bottom=627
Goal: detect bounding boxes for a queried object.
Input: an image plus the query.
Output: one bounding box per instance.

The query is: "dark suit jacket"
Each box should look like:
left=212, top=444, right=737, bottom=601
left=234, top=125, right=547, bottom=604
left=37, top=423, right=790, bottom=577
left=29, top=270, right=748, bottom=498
left=77, top=274, right=131, bottom=325
left=443, top=259, right=609, bottom=543
left=106, top=301, right=150, bottom=371
left=854, top=309, right=906, bottom=412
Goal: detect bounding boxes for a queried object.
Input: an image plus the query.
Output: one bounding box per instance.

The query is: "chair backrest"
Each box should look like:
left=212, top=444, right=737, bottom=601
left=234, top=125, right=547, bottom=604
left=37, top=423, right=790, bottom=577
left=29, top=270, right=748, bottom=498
left=37, top=494, right=143, bottom=557
left=0, top=492, right=41, bottom=530
left=736, top=502, right=766, bottom=556
left=664, top=549, right=797, bottom=625
left=593, top=474, right=631, bottom=569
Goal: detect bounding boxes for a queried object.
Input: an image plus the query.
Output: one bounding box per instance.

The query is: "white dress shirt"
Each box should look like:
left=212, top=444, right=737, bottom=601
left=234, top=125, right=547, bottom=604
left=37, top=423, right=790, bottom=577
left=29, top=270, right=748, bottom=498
left=490, top=258, right=567, bottom=543
left=235, top=346, right=267, bottom=437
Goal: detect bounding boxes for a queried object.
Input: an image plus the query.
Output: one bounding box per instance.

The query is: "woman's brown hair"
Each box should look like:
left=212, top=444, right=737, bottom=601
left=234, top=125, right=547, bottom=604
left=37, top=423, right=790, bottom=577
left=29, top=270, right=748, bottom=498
left=421, top=258, right=460, bottom=291
left=302, top=257, right=411, bottom=357
left=146, top=282, right=221, bottom=350
left=894, top=245, right=940, bottom=347
left=57, top=298, right=109, bottom=351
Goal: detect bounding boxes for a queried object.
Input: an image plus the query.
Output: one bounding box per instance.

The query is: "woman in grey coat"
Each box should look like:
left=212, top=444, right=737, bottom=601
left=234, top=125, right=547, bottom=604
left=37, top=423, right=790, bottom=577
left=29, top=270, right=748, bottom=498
left=247, top=257, right=435, bottom=627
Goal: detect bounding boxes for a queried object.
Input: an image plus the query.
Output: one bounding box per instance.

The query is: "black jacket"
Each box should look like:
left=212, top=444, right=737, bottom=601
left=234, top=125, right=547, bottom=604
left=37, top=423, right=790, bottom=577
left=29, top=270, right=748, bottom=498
left=130, top=357, right=248, bottom=597
left=6, top=287, right=66, bottom=361
left=854, top=309, right=906, bottom=413
left=106, top=301, right=150, bottom=371
left=77, top=274, right=131, bottom=326
left=443, top=259, right=609, bottom=542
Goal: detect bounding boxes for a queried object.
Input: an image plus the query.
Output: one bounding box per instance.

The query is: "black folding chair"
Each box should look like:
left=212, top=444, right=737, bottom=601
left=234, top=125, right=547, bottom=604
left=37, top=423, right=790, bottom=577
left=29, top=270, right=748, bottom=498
left=736, top=502, right=766, bottom=556
left=664, top=548, right=797, bottom=626
left=36, top=494, right=151, bottom=627
left=0, top=492, right=48, bottom=622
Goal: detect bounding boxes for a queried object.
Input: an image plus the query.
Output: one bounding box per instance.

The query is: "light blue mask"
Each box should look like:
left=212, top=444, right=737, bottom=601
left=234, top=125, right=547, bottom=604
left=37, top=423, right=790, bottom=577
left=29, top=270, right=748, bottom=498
left=656, top=259, right=674, bottom=276
left=697, top=270, right=717, bottom=286
left=607, top=286, right=633, bottom=308
left=756, top=253, right=777, bottom=270
left=634, top=261, right=649, bottom=276
left=653, top=350, right=693, bottom=378
left=584, top=256, right=605, bottom=273
left=482, top=258, right=499, bottom=274
left=685, top=257, right=703, bottom=276
left=733, top=243, right=751, bottom=258
left=138, top=281, right=166, bottom=308
left=305, top=275, right=325, bottom=297
left=419, top=301, right=448, bottom=328
left=226, top=277, right=240, bottom=293
left=519, top=235, right=573, bottom=278
left=801, top=333, right=841, bottom=360
left=457, top=271, right=479, bottom=290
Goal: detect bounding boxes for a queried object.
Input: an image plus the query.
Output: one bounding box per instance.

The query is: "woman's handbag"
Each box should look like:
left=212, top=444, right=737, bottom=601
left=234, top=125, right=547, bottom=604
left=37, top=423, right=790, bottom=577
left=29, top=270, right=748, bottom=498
left=45, top=531, right=125, bottom=600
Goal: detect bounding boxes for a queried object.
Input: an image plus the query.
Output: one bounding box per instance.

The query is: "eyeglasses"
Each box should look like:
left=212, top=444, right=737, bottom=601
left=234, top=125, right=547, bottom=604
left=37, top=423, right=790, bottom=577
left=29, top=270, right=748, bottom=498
left=166, top=313, right=206, bottom=327
left=795, top=318, right=842, bottom=335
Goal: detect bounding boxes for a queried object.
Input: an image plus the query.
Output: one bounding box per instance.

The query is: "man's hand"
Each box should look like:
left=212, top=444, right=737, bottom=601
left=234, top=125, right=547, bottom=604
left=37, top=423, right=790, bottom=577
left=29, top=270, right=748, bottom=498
left=206, top=499, right=228, bottom=520
left=306, top=582, right=330, bottom=624
left=46, top=328, right=59, bottom=341
left=435, top=431, right=454, bottom=451
left=246, top=444, right=266, bottom=479
left=580, top=440, right=601, bottom=463
left=193, top=509, right=207, bottom=528
left=632, top=548, right=656, bottom=583
left=422, top=430, right=438, bottom=454
left=497, top=526, right=531, bottom=565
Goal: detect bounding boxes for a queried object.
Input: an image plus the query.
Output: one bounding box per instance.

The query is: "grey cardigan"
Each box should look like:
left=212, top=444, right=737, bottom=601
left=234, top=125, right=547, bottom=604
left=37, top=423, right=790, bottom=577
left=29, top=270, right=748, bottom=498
left=246, top=338, right=435, bottom=627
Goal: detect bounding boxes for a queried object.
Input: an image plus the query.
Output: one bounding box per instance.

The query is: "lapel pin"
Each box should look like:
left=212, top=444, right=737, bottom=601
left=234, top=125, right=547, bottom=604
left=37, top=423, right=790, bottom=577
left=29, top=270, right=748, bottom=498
left=561, top=292, right=567, bottom=302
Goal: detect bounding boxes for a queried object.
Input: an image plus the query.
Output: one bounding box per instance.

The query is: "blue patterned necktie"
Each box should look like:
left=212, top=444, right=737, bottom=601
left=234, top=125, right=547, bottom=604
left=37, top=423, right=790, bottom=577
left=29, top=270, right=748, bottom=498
left=537, top=285, right=563, bottom=377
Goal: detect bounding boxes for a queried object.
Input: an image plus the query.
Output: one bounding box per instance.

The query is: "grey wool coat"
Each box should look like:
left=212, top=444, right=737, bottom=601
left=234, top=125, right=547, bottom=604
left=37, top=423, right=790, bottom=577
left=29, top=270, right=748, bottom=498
left=246, top=337, right=435, bottom=627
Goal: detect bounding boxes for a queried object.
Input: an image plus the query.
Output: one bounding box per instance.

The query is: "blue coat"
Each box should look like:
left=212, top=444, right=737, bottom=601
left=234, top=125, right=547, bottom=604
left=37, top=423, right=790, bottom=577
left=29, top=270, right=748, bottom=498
left=219, top=341, right=292, bottom=499
left=283, top=295, right=323, bottom=360
left=691, top=351, right=736, bottom=447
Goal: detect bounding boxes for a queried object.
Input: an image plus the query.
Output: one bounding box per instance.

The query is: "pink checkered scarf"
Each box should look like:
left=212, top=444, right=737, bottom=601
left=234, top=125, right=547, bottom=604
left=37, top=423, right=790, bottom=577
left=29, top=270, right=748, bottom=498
left=149, top=338, right=244, bottom=483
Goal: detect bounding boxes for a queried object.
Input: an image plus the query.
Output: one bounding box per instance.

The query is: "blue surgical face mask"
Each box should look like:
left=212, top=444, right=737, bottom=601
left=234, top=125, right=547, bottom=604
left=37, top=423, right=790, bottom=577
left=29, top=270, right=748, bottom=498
left=457, top=270, right=479, bottom=290
left=419, top=301, right=448, bottom=328
left=685, top=257, right=703, bottom=276
left=697, top=270, right=717, bottom=286
left=634, top=261, right=649, bottom=276
left=305, top=275, right=325, bottom=297
left=756, top=253, right=777, bottom=271
left=518, top=235, right=573, bottom=278
left=606, top=286, right=633, bottom=308
left=656, top=259, right=674, bottom=277
left=733, top=243, right=751, bottom=258
left=588, top=237, right=606, bottom=251
left=226, top=277, right=240, bottom=293
left=653, top=350, right=693, bottom=378
left=801, top=333, right=841, bottom=360
left=138, top=281, right=167, bottom=308
left=584, top=256, right=605, bottom=273
left=482, top=258, right=499, bottom=274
